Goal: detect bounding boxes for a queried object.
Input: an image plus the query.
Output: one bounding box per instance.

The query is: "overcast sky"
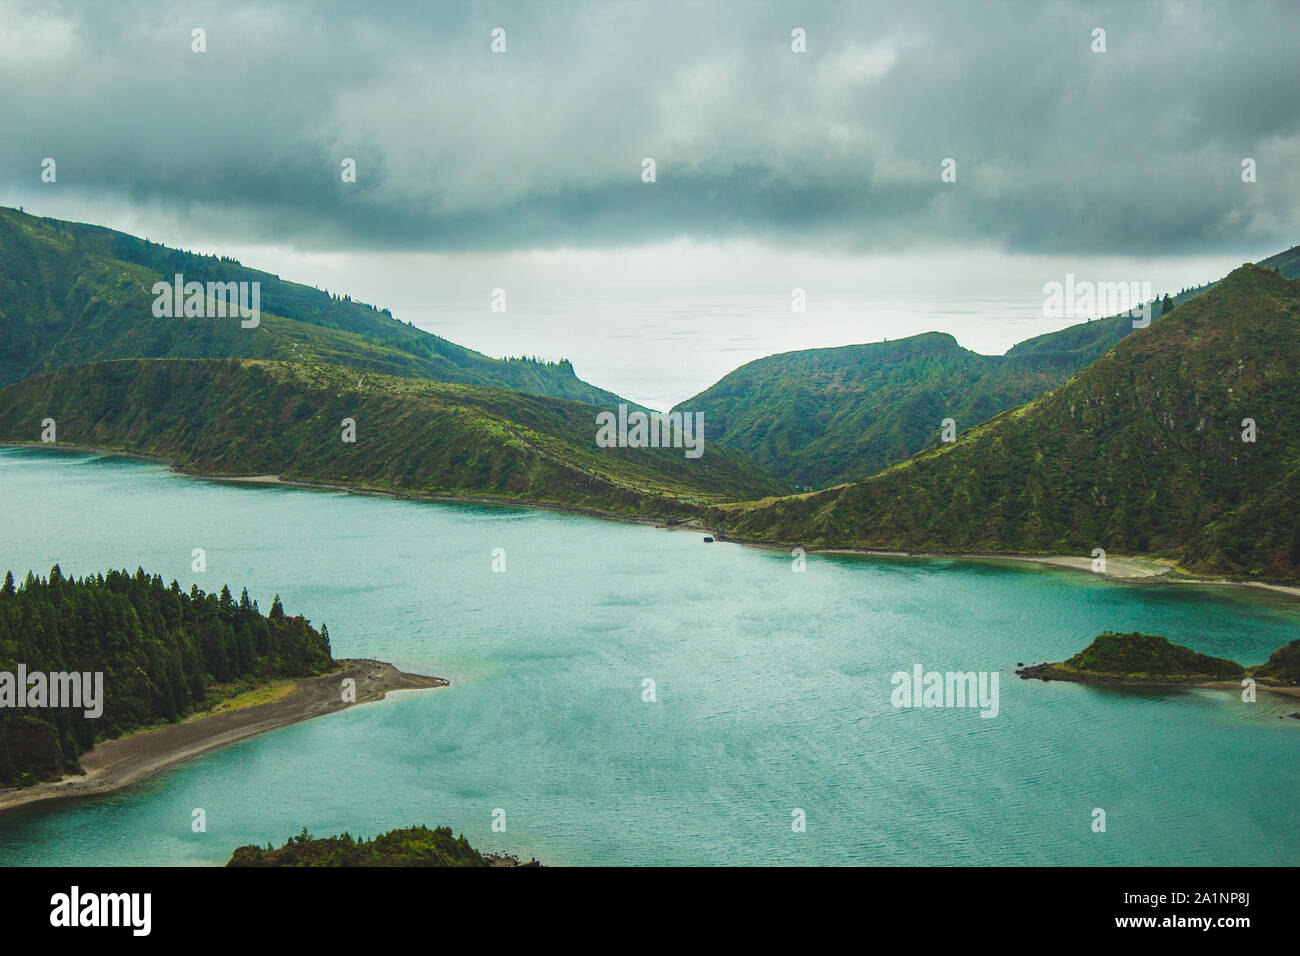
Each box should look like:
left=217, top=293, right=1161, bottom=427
left=2, top=0, right=1297, bottom=406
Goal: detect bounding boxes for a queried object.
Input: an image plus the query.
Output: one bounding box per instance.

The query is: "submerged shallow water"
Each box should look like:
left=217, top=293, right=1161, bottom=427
left=0, top=447, right=1296, bottom=865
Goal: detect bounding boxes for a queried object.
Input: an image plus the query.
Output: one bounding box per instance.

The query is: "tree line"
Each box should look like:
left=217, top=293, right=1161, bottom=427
left=0, top=567, right=333, bottom=786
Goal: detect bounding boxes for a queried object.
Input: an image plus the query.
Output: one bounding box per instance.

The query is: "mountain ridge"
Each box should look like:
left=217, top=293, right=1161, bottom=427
left=0, top=206, right=633, bottom=407
left=675, top=247, right=1300, bottom=489
left=0, top=357, right=787, bottom=514
left=708, top=264, right=1300, bottom=582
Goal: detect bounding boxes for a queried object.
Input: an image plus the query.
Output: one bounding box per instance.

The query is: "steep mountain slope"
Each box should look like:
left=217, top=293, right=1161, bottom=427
left=1258, top=241, right=1300, bottom=278
left=0, top=358, right=786, bottom=513
left=0, top=207, right=629, bottom=406
left=675, top=328, right=1130, bottom=490
left=711, top=265, right=1300, bottom=582
left=677, top=253, right=1289, bottom=490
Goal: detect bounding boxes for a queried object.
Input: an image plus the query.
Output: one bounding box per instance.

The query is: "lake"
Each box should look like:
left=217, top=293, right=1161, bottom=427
left=0, top=446, right=1296, bottom=865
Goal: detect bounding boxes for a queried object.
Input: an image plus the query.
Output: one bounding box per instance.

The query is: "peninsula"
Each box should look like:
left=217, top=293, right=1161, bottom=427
left=0, top=660, right=445, bottom=816
left=1016, top=632, right=1300, bottom=701
left=0, top=567, right=447, bottom=815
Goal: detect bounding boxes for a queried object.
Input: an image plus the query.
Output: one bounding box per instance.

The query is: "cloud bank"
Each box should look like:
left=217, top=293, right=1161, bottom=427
left=2, top=0, right=1297, bottom=255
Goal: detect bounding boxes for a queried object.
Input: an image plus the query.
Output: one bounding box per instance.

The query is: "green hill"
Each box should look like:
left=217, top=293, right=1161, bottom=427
left=711, top=264, right=1300, bottom=582
left=1253, top=640, right=1300, bottom=685
left=0, top=206, right=630, bottom=406
left=0, top=358, right=786, bottom=513
left=675, top=251, right=1288, bottom=491
left=1028, top=632, right=1245, bottom=683
left=1258, top=242, right=1300, bottom=280
left=675, top=331, right=1114, bottom=489
left=1020, top=631, right=1300, bottom=687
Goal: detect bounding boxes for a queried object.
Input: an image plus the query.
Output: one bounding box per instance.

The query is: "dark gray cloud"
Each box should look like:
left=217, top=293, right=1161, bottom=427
left=1, top=0, right=1297, bottom=255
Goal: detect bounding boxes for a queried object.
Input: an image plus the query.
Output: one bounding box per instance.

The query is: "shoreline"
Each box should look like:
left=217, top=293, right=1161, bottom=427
left=5, top=441, right=1300, bottom=602
left=813, top=548, right=1171, bottom=580
left=1016, top=665, right=1300, bottom=701
left=0, top=659, right=447, bottom=818
left=717, top=539, right=1300, bottom=600
left=0, top=441, right=686, bottom=532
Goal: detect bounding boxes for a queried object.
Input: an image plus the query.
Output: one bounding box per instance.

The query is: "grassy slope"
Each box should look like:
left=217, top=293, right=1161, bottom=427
left=711, top=265, right=1300, bottom=582
left=1258, top=242, right=1300, bottom=279
left=0, top=358, right=787, bottom=513
left=677, top=252, right=1294, bottom=490
left=675, top=332, right=1095, bottom=488
left=0, top=206, right=631, bottom=406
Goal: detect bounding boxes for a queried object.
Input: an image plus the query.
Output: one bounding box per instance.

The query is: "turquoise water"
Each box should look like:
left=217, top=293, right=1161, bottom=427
left=0, top=446, right=1296, bottom=866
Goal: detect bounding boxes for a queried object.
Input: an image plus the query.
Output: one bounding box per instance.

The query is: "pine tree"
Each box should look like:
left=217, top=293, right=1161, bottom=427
left=0, top=734, right=15, bottom=785
left=60, top=731, right=81, bottom=771
left=0, top=570, right=331, bottom=780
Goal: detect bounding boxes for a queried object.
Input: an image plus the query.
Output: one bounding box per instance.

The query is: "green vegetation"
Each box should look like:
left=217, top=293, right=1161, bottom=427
left=0, top=206, right=630, bottom=406
left=676, top=331, right=1107, bottom=488
left=6, top=204, right=1300, bottom=574
left=1257, top=242, right=1300, bottom=283
left=712, top=265, right=1300, bottom=582
left=676, top=246, right=1300, bottom=490
left=1022, top=631, right=1300, bottom=688
left=1253, top=639, right=1300, bottom=685
left=0, top=205, right=783, bottom=513
left=0, top=358, right=787, bottom=513
left=227, top=825, right=498, bottom=867
left=0, top=567, right=333, bottom=786
left=1042, top=632, right=1244, bottom=682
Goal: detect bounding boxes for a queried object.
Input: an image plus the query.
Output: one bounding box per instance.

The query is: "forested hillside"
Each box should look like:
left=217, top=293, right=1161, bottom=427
left=0, top=206, right=629, bottom=406
left=676, top=332, right=1077, bottom=488
left=0, top=358, right=787, bottom=512
left=712, top=265, right=1300, bottom=582
left=678, top=250, right=1300, bottom=489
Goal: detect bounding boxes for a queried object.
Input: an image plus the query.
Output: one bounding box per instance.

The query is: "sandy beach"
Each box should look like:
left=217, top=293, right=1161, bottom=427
left=1016, top=665, right=1300, bottom=701
left=818, top=548, right=1169, bottom=579
left=0, top=659, right=447, bottom=817
left=1194, top=680, right=1300, bottom=700
left=808, top=547, right=1300, bottom=599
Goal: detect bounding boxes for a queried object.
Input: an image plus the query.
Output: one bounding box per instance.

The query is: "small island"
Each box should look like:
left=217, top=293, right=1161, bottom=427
left=228, top=825, right=540, bottom=867
left=1017, top=632, right=1300, bottom=706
